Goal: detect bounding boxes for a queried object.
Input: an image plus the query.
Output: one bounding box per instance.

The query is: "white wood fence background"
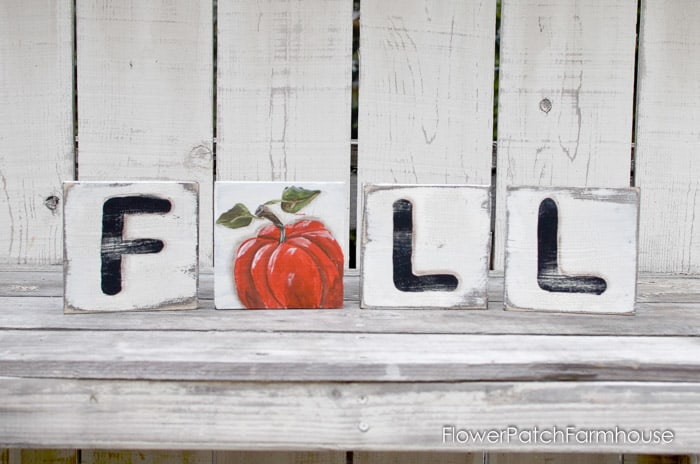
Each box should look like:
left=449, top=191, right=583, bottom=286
left=2, top=0, right=700, bottom=273
left=2, top=0, right=700, bottom=463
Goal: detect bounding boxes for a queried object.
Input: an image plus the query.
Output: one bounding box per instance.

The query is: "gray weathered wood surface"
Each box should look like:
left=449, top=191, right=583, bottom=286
left=1, top=267, right=700, bottom=452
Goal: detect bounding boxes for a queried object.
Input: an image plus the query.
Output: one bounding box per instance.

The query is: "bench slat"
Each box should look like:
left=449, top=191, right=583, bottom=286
left=1, top=379, right=698, bottom=453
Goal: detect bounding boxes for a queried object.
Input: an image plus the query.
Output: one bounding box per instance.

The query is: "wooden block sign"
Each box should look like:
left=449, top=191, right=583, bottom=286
left=214, top=182, right=346, bottom=309
left=361, top=184, right=491, bottom=309
left=504, top=187, right=639, bottom=314
left=63, top=182, right=198, bottom=313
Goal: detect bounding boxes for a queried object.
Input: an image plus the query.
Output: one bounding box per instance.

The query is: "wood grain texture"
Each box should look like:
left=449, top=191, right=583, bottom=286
left=3, top=330, right=700, bottom=383
left=494, top=0, right=637, bottom=270
left=635, top=0, right=700, bottom=274
left=490, top=454, right=618, bottom=464
left=81, top=451, right=211, bottom=464
left=215, top=0, right=351, bottom=193
left=75, top=0, right=213, bottom=266
left=354, top=452, right=482, bottom=464
left=215, top=451, right=345, bottom=464
left=0, top=379, right=698, bottom=453
left=0, top=0, right=74, bottom=265
left=6, top=270, right=700, bottom=336
left=358, top=0, right=495, bottom=238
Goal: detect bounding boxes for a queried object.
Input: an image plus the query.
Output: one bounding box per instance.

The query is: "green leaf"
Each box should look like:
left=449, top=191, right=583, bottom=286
left=281, top=186, right=321, bottom=213
left=216, top=203, right=256, bottom=229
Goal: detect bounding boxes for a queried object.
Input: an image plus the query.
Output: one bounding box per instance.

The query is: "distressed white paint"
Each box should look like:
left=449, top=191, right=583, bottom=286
left=2, top=379, right=700, bottom=453
left=358, top=0, right=495, bottom=226
left=76, top=0, right=213, bottom=266
left=63, top=182, right=198, bottom=313
left=635, top=0, right=700, bottom=274
left=361, top=185, right=491, bottom=309
left=0, top=0, right=73, bottom=264
left=214, top=182, right=346, bottom=309
left=494, top=0, right=637, bottom=270
left=216, top=0, right=351, bottom=189
left=505, top=187, right=639, bottom=314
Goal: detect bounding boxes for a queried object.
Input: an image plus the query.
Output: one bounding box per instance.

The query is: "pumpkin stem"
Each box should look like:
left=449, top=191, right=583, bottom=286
left=255, top=205, right=286, bottom=243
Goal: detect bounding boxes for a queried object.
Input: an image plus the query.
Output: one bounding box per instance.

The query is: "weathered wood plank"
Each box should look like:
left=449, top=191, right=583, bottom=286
left=490, top=454, right=618, bottom=464
left=5, top=296, right=700, bottom=337
left=76, top=0, right=213, bottom=266
left=5, top=270, right=700, bottom=336
left=0, top=379, right=697, bottom=453
left=215, top=451, right=345, bottom=464
left=81, top=451, right=211, bottom=464
left=358, top=0, right=495, bottom=223
left=0, top=0, right=74, bottom=265
left=5, top=267, right=700, bottom=305
left=2, top=330, right=700, bottom=383
left=635, top=0, right=700, bottom=274
left=215, top=0, right=351, bottom=197
left=354, top=452, right=482, bottom=464
left=494, top=0, right=637, bottom=269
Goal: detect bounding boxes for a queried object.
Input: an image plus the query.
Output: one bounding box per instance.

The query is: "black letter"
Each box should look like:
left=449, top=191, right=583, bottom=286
left=537, top=198, right=606, bottom=295
left=101, top=196, right=172, bottom=295
left=392, top=199, right=458, bottom=292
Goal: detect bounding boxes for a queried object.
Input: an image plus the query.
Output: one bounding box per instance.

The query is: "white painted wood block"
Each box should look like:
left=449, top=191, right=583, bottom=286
left=504, top=187, right=639, bottom=314
left=361, top=185, right=491, bottom=309
left=215, top=182, right=346, bottom=309
left=63, top=182, right=198, bottom=313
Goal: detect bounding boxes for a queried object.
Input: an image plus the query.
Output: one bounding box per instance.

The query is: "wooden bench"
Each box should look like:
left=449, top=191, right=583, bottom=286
left=2, top=0, right=700, bottom=463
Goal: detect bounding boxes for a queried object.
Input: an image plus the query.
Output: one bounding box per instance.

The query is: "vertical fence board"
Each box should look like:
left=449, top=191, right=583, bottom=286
left=490, top=454, right=618, bottom=464
left=354, top=452, right=482, bottom=464
left=215, top=451, right=346, bottom=464
left=81, top=451, right=211, bottom=464
left=76, top=0, right=213, bottom=265
left=216, top=0, right=351, bottom=204
left=358, top=0, right=495, bottom=189
left=494, top=0, right=637, bottom=269
left=0, top=0, right=73, bottom=264
left=635, top=0, right=700, bottom=274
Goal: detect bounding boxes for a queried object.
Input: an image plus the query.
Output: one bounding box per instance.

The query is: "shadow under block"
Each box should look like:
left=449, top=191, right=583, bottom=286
left=63, top=182, right=199, bottom=313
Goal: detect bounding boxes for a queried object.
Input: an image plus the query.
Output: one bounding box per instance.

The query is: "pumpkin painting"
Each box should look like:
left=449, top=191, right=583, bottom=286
left=216, top=186, right=344, bottom=309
